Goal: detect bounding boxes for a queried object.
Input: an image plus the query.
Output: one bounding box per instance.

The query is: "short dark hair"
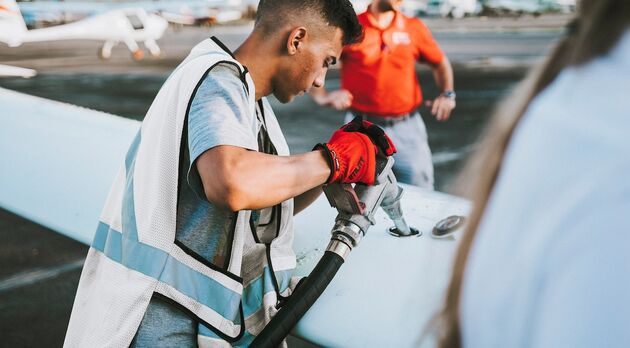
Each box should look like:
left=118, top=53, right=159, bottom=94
left=256, top=0, right=363, bottom=45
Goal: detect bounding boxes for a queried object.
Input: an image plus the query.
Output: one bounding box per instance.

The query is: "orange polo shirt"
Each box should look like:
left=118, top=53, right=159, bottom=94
left=341, top=9, right=444, bottom=116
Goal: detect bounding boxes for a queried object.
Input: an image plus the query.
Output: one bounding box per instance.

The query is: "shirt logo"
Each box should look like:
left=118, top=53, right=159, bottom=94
left=391, top=32, right=411, bottom=45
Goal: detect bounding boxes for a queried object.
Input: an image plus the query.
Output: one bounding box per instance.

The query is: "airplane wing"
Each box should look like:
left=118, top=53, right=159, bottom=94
left=0, top=87, right=139, bottom=244
left=0, top=87, right=470, bottom=347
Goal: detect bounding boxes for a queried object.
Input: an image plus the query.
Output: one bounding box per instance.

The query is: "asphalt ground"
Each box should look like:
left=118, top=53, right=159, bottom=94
left=0, top=15, right=568, bottom=347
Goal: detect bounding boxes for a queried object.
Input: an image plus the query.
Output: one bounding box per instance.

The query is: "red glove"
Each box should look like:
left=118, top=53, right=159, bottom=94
left=339, top=117, right=397, bottom=156
left=315, top=117, right=397, bottom=185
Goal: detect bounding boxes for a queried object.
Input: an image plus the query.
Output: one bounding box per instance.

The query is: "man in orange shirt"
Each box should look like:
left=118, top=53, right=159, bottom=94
left=311, top=0, right=455, bottom=189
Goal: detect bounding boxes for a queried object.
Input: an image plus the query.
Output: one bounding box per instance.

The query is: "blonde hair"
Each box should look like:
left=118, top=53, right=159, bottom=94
left=436, top=1, right=630, bottom=347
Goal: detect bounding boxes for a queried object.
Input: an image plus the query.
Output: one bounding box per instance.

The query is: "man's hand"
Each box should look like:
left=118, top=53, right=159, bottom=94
left=311, top=89, right=353, bottom=110
left=314, top=117, right=396, bottom=185
left=428, top=56, right=456, bottom=121
left=428, top=95, right=456, bottom=121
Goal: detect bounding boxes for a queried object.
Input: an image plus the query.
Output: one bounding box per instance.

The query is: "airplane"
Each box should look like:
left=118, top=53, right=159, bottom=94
left=0, top=0, right=169, bottom=60
left=137, top=0, right=244, bottom=26
left=0, top=79, right=469, bottom=346
left=15, top=0, right=245, bottom=28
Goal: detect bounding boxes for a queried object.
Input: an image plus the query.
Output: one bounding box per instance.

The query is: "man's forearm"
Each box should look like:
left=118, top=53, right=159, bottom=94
left=432, top=57, right=454, bottom=93
left=197, top=146, right=330, bottom=212
left=293, top=185, right=324, bottom=215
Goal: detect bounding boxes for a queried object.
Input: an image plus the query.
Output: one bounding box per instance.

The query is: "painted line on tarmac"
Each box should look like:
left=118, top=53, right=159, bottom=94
left=0, top=259, right=85, bottom=293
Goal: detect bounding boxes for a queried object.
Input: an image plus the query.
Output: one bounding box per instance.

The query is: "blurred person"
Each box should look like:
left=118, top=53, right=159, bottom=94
left=436, top=0, right=630, bottom=347
left=310, top=0, right=455, bottom=189
left=63, top=1, right=397, bottom=347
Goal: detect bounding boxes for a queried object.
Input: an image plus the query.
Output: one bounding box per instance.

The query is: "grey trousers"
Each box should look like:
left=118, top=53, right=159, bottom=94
left=345, top=111, right=434, bottom=189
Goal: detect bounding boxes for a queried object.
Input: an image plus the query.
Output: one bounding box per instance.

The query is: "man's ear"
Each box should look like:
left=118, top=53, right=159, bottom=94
left=286, top=27, right=307, bottom=55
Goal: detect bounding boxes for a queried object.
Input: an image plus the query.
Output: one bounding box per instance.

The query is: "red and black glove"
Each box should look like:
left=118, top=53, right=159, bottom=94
left=339, top=116, right=397, bottom=156
left=315, top=117, right=397, bottom=185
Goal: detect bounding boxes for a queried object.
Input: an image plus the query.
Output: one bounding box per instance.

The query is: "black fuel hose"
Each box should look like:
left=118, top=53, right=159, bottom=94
left=251, top=250, right=345, bottom=347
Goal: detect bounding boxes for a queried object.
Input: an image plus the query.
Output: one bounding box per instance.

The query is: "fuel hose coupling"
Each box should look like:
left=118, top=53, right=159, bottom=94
left=327, top=220, right=364, bottom=260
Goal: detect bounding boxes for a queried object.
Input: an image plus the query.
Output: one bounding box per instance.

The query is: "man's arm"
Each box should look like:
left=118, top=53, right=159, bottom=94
left=197, top=146, right=329, bottom=212
left=428, top=56, right=456, bottom=121
left=293, top=185, right=323, bottom=215
left=197, top=118, right=396, bottom=213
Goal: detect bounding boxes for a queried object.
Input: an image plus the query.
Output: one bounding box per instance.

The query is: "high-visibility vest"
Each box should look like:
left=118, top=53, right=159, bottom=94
left=64, top=37, right=298, bottom=347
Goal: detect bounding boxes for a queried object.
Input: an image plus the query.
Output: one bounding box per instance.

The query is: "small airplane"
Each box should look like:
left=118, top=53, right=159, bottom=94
left=137, top=0, right=244, bottom=26
left=15, top=0, right=245, bottom=28
left=158, top=6, right=243, bottom=27
left=0, top=0, right=168, bottom=60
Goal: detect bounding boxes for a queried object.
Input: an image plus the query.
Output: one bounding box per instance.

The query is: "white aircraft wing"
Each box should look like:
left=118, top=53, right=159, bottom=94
left=0, top=87, right=470, bottom=347
left=0, top=87, right=139, bottom=244
left=292, top=185, right=469, bottom=347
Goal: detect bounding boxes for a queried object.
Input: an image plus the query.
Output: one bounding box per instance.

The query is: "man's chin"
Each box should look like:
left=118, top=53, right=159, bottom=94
left=273, top=92, right=295, bottom=104
left=279, top=95, right=293, bottom=104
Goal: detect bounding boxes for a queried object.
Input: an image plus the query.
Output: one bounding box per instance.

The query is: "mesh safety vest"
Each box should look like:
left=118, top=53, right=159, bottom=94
left=64, top=37, right=298, bottom=347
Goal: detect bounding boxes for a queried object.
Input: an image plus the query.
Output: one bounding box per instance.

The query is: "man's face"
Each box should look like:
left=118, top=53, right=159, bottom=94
left=272, top=27, right=343, bottom=104
left=375, top=0, right=402, bottom=12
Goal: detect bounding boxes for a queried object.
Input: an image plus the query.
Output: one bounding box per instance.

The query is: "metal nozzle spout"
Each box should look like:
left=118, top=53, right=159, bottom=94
left=381, top=185, right=419, bottom=237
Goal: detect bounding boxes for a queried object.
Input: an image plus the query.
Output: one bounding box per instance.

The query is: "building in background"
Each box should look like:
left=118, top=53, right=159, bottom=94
left=481, top=0, right=576, bottom=15
left=352, top=0, right=575, bottom=18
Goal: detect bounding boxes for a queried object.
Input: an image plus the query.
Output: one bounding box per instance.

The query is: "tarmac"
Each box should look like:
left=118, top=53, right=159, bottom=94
left=0, top=14, right=570, bottom=347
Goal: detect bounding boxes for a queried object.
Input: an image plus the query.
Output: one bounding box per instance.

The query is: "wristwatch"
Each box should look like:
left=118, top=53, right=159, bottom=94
left=441, top=90, right=456, bottom=99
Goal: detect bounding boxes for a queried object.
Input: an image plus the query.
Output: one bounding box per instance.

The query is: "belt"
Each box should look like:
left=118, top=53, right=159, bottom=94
left=350, top=111, right=416, bottom=127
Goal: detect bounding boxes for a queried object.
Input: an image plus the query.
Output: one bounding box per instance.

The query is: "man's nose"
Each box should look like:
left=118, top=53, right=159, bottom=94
left=313, top=70, right=327, bottom=88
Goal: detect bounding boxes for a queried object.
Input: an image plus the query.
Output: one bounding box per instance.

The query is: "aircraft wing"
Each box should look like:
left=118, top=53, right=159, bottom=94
left=0, top=87, right=139, bottom=245
left=0, top=87, right=470, bottom=347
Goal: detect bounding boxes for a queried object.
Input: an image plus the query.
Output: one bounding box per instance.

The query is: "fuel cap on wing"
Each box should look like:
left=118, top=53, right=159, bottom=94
left=431, top=215, right=465, bottom=239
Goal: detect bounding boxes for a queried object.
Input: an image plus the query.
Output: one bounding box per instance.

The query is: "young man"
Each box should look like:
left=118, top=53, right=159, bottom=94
left=64, top=0, right=395, bottom=346
left=311, top=0, right=456, bottom=189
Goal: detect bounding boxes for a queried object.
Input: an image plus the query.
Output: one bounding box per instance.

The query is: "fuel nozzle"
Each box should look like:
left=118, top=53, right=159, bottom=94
left=251, top=159, right=418, bottom=347
left=322, top=157, right=419, bottom=260
left=381, top=184, right=421, bottom=238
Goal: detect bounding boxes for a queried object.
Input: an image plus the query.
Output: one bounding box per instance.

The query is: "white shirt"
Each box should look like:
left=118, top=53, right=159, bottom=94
left=461, top=30, right=630, bottom=348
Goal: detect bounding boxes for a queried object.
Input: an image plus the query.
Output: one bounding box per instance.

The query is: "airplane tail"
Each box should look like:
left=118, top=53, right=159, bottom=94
left=0, top=0, right=27, bottom=47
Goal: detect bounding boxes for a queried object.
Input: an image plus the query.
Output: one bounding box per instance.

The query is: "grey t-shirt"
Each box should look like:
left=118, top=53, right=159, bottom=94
left=177, top=62, right=257, bottom=267
left=132, top=62, right=259, bottom=346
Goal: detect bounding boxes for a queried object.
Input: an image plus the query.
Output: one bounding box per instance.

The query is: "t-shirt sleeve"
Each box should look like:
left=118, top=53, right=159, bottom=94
left=186, top=63, right=258, bottom=200
left=413, top=19, right=444, bottom=65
